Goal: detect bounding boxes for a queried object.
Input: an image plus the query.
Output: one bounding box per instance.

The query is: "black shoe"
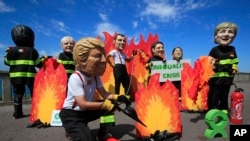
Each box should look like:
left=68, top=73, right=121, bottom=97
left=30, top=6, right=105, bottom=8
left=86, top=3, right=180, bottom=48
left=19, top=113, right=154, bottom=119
left=12, top=112, right=24, bottom=119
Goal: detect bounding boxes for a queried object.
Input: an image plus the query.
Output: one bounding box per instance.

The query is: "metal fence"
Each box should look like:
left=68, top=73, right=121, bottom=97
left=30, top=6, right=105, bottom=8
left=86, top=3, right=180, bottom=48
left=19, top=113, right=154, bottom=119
left=0, top=71, right=31, bottom=105
left=0, top=71, right=249, bottom=105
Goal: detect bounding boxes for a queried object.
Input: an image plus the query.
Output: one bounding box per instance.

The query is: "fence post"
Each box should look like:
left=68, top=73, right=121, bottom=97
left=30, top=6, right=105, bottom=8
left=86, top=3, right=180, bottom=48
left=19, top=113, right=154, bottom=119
left=1, top=71, right=12, bottom=103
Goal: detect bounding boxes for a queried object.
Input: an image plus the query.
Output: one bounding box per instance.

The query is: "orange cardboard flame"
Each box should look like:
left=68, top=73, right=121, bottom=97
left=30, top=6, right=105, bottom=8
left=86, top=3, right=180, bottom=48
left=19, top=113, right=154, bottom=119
left=135, top=73, right=181, bottom=138
left=30, top=58, right=67, bottom=123
left=95, top=32, right=158, bottom=100
left=181, top=56, right=214, bottom=111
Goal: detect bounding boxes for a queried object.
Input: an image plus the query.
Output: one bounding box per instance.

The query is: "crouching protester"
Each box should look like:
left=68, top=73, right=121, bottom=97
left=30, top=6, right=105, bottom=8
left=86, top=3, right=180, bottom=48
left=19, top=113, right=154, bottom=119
left=59, top=37, right=130, bottom=141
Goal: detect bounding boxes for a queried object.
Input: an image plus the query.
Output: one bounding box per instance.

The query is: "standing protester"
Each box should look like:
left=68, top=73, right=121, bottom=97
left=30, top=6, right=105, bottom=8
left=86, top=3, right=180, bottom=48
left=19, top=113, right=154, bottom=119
left=106, top=33, right=135, bottom=96
left=207, top=22, right=239, bottom=114
left=57, top=36, right=75, bottom=79
left=59, top=37, right=130, bottom=141
left=4, top=25, right=45, bottom=119
left=57, top=36, right=75, bottom=140
left=146, top=40, right=166, bottom=85
left=171, top=47, right=183, bottom=99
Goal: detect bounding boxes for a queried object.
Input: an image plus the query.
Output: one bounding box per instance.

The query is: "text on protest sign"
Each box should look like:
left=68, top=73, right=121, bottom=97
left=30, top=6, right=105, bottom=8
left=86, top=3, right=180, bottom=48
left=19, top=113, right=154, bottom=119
left=150, top=59, right=191, bottom=82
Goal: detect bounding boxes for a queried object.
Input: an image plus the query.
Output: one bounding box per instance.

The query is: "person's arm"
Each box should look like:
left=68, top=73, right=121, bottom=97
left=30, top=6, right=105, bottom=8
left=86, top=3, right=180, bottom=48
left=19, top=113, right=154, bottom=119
left=125, top=55, right=134, bottom=62
left=96, top=76, right=130, bottom=104
left=106, top=54, right=115, bottom=68
left=232, top=47, right=239, bottom=74
left=4, top=47, right=12, bottom=66
left=75, top=95, right=103, bottom=110
left=96, top=76, right=114, bottom=99
left=97, top=86, right=113, bottom=99
left=68, top=74, right=104, bottom=110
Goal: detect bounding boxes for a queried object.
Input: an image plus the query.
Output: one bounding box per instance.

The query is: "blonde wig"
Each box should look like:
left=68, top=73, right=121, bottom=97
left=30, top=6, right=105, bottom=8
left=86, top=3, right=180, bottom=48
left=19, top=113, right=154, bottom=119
left=61, top=36, right=75, bottom=45
left=214, top=22, right=238, bottom=36
left=73, top=37, right=105, bottom=69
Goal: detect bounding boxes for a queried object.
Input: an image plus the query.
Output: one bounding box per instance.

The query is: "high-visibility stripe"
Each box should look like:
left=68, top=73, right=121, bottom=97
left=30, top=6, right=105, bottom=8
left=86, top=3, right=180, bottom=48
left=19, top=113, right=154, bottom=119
left=232, top=64, right=237, bottom=67
left=35, top=58, right=43, bottom=65
left=219, top=58, right=239, bottom=65
left=10, top=72, right=36, bottom=77
left=231, top=58, right=239, bottom=64
left=125, top=95, right=130, bottom=100
left=66, top=70, right=75, bottom=74
left=211, top=72, right=233, bottom=78
left=58, top=60, right=75, bottom=65
left=100, top=115, right=115, bottom=123
left=5, top=60, right=36, bottom=65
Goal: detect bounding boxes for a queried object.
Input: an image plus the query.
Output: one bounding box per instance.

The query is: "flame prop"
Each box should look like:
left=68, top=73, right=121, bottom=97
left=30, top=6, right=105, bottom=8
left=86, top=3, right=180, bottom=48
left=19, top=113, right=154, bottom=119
left=30, top=58, right=67, bottom=123
left=135, top=73, right=181, bottom=138
left=95, top=32, right=158, bottom=100
left=181, top=56, right=214, bottom=111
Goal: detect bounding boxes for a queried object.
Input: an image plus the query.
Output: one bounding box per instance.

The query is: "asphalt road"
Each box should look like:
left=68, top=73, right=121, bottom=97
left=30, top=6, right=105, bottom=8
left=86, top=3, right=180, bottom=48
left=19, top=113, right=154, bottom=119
left=0, top=80, right=249, bottom=141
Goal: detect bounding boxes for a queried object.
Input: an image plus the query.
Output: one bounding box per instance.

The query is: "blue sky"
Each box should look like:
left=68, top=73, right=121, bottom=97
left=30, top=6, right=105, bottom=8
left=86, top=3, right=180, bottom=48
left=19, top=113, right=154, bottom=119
left=0, top=0, right=250, bottom=72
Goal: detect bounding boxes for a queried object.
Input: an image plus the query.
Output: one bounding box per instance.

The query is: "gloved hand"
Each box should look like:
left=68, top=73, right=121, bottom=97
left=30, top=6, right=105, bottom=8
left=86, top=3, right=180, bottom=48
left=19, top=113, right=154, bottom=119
left=113, top=95, right=131, bottom=105
left=232, top=65, right=239, bottom=75
left=139, top=50, right=146, bottom=58
left=100, top=99, right=116, bottom=112
left=146, top=62, right=153, bottom=69
left=132, top=50, right=138, bottom=56
left=5, top=47, right=12, bottom=55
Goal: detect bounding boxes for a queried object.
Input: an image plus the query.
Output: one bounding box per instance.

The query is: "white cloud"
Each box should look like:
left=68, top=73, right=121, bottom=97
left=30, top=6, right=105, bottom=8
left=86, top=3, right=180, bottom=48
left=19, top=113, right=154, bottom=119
left=0, top=43, right=5, bottom=49
left=132, top=21, right=138, bottom=28
left=95, top=22, right=122, bottom=36
left=65, top=0, right=75, bottom=5
left=0, top=0, right=15, bottom=13
left=140, top=1, right=178, bottom=22
left=51, top=19, right=69, bottom=33
left=147, top=20, right=157, bottom=29
left=99, top=13, right=108, bottom=21
left=140, top=0, right=215, bottom=22
left=32, top=21, right=54, bottom=37
left=30, top=0, right=39, bottom=5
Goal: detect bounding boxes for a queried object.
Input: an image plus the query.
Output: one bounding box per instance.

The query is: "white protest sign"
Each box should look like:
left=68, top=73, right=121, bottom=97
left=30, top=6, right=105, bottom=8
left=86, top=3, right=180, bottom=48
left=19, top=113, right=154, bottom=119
left=150, top=59, right=191, bottom=82
left=50, top=110, right=62, bottom=126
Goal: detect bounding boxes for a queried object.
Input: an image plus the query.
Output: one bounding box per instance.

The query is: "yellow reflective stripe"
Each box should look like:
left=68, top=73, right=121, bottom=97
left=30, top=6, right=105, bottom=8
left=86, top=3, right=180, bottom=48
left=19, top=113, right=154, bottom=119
left=125, top=95, right=130, bottom=100
left=58, top=60, right=75, bottom=65
left=232, top=64, right=237, bottom=67
left=10, top=72, right=35, bottom=77
left=231, top=58, right=239, bottom=64
left=7, top=60, right=35, bottom=65
left=219, top=58, right=239, bottom=65
left=66, top=70, right=74, bottom=73
left=100, top=115, right=115, bottom=123
left=35, top=58, right=42, bottom=65
left=211, top=72, right=233, bottom=78
left=4, top=58, right=10, bottom=65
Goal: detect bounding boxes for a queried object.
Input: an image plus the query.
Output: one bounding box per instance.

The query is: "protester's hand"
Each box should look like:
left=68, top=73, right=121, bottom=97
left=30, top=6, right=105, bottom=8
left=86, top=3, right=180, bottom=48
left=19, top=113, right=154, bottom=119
left=113, top=94, right=131, bottom=105
left=100, top=99, right=116, bottom=112
left=5, top=47, right=12, bottom=55
left=146, top=62, right=153, bottom=69
left=43, top=55, right=53, bottom=62
left=138, top=50, right=146, bottom=58
left=5, top=47, right=11, bottom=53
left=232, top=65, right=239, bottom=75
left=208, top=56, right=216, bottom=68
left=132, top=50, right=138, bottom=56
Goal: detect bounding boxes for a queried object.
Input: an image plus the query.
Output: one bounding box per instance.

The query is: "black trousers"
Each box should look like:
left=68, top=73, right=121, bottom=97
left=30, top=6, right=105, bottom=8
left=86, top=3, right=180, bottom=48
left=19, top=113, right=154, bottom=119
left=12, top=83, right=33, bottom=117
left=12, top=83, right=34, bottom=103
left=172, top=81, right=181, bottom=98
left=113, top=64, right=130, bottom=95
left=207, top=84, right=231, bottom=111
left=59, top=109, right=109, bottom=141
